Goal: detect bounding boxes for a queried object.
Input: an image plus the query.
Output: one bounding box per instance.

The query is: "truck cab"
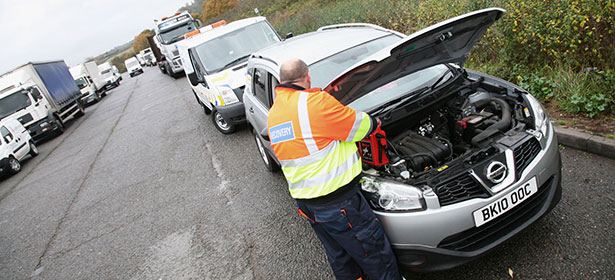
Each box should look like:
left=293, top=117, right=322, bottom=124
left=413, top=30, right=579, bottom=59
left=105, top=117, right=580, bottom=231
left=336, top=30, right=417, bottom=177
left=69, top=62, right=106, bottom=104
left=178, top=17, right=281, bottom=134
left=154, top=11, right=200, bottom=78
left=98, top=62, right=121, bottom=90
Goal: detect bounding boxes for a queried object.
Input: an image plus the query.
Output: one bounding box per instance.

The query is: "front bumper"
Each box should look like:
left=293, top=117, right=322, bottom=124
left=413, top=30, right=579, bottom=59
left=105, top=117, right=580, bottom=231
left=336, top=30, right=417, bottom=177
left=26, top=117, right=58, bottom=141
left=376, top=123, right=562, bottom=271
left=104, top=80, right=118, bottom=90
left=80, top=92, right=97, bottom=104
left=215, top=102, right=246, bottom=125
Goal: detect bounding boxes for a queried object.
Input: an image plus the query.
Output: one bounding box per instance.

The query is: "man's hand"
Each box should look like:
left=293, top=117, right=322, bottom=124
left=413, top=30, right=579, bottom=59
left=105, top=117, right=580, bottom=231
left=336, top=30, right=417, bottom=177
left=376, top=117, right=382, bottom=127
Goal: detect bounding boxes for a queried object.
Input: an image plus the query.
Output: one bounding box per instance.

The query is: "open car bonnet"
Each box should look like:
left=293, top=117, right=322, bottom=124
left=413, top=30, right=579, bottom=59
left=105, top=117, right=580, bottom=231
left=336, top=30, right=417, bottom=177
left=324, top=8, right=504, bottom=105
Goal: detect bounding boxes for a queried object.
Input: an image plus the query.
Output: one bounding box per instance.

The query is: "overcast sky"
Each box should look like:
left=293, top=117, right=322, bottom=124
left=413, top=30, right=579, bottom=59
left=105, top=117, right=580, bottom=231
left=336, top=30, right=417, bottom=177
left=0, top=0, right=191, bottom=73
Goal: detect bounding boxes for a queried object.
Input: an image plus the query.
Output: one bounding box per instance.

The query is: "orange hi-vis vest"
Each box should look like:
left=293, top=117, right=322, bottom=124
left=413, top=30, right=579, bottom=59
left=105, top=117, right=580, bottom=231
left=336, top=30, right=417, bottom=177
left=267, top=85, right=374, bottom=199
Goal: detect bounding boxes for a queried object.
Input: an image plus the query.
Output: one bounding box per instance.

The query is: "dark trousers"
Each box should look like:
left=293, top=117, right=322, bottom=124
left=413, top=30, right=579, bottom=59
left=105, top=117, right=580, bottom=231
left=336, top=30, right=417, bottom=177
left=296, top=189, right=401, bottom=280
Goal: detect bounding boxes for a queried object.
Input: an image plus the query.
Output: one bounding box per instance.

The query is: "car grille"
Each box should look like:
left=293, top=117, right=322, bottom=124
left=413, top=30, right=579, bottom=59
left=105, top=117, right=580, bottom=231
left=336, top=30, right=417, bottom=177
left=437, top=176, right=554, bottom=252
left=435, top=173, right=490, bottom=207
left=17, top=113, right=33, bottom=125
left=514, top=137, right=541, bottom=178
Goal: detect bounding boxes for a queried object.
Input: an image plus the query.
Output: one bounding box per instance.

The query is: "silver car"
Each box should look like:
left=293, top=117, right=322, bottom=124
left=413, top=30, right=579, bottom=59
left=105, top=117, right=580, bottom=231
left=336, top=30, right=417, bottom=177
left=245, top=8, right=561, bottom=272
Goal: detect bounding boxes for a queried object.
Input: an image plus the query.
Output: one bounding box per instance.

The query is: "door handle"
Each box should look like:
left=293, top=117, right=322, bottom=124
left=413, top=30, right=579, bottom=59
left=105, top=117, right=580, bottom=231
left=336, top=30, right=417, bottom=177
left=249, top=107, right=254, bottom=114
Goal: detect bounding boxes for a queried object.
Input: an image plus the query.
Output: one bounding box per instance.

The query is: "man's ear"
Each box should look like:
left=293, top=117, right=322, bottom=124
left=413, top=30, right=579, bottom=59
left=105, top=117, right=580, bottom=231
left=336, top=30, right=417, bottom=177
left=306, top=73, right=312, bottom=88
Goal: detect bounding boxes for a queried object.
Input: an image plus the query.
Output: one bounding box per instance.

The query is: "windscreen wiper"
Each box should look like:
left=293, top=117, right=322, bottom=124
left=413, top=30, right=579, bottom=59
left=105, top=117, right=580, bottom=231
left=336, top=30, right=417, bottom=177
left=223, top=54, right=251, bottom=69
left=370, top=86, right=430, bottom=119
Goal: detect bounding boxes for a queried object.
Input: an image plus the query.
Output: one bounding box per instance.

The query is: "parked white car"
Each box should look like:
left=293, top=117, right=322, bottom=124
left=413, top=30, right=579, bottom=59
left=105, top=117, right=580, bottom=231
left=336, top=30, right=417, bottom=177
left=0, top=118, right=38, bottom=175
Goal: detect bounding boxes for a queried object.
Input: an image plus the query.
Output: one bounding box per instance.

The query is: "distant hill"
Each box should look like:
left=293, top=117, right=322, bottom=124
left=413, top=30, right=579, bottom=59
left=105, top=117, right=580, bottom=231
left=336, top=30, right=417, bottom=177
left=94, top=40, right=134, bottom=64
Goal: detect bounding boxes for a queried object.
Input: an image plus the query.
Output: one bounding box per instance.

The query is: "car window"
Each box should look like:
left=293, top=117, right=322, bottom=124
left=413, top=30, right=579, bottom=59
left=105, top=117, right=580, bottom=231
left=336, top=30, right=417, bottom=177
left=269, top=75, right=279, bottom=104
left=253, top=68, right=269, bottom=107
left=308, top=34, right=401, bottom=88
left=1, top=126, right=13, bottom=144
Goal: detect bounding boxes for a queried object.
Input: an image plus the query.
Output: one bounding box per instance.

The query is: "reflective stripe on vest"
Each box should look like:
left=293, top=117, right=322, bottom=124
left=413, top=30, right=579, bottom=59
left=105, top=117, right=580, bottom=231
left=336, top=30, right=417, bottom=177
left=269, top=87, right=373, bottom=199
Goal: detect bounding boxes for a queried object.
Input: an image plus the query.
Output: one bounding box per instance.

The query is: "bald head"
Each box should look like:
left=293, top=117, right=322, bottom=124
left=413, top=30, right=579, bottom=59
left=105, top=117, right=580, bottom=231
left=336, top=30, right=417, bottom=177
left=279, top=58, right=309, bottom=86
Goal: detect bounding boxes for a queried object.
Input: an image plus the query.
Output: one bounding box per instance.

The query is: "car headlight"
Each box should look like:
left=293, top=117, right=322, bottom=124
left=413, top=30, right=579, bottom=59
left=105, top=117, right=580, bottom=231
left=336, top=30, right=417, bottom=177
left=217, top=85, right=239, bottom=105
left=360, top=176, right=424, bottom=211
left=525, top=94, right=549, bottom=137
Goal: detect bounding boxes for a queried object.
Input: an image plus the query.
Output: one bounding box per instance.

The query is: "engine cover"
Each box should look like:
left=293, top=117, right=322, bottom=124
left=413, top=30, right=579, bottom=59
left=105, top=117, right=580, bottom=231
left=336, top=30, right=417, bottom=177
left=392, top=131, right=451, bottom=172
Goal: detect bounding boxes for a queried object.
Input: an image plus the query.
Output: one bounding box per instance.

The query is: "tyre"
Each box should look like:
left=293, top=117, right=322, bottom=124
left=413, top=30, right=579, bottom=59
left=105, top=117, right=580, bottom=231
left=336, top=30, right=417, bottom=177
left=164, top=63, right=172, bottom=77
left=7, top=156, right=21, bottom=174
left=29, top=141, right=39, bottom=157
left=212, top=110, right=235, bottom=134
left=253, top=129, right=280, bottom=172
left=54, top=116, right=64, bottom=135
left=94, top=92, right=101, bottom=102
left=74, top=102, right=85, bottom=118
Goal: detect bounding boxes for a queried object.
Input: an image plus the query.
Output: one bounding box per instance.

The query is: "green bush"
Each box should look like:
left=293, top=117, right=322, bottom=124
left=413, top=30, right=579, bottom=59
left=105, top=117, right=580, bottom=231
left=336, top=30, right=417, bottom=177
left=210, top=0, right=615, bottom=118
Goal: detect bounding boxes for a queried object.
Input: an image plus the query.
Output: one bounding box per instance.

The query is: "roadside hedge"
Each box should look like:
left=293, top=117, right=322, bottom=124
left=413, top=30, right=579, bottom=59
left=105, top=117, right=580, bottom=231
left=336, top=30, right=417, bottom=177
left=212, top=0, right=615, bottom=117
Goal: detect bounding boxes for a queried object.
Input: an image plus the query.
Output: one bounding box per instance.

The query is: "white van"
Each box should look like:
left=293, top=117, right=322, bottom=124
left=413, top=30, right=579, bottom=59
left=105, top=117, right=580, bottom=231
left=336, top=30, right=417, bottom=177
left=125, top=57, right=144, bottom=78
left=0, top=118, right=38, bottom=175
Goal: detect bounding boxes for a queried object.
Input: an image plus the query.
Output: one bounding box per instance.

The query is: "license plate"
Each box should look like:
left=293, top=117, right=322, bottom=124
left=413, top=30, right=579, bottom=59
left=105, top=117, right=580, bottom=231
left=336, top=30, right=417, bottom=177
left=473, top=177, right=538, bottom=227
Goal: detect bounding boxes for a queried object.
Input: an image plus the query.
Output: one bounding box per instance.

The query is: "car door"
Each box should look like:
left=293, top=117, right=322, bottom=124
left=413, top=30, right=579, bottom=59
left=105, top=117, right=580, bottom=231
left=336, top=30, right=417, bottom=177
left=0, top=125, right=23, bottom=159
left=246, top=66, right=278, bottom=143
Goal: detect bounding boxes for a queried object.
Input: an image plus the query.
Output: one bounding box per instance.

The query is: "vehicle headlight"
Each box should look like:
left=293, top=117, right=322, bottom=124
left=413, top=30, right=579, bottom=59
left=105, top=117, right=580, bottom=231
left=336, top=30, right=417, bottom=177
left=525, top=94, right=549, bottom=137
left=360, top=176, right=424, bottom=211
left=217, top=85, right=239, bottom=105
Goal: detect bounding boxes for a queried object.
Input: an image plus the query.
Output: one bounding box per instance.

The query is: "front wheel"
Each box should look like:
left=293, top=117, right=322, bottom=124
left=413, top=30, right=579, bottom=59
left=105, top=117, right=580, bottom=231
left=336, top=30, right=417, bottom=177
left=7, top=157, right=21, bottom=174
left=253, top=129, right=280, bottom=172
left=212, top=110, right=235, bottom=134
left=74, top=102, right=85, bottom=118
left=54, top=116, right=64, bottom=135
left=29, top=141, right=39, bottom=157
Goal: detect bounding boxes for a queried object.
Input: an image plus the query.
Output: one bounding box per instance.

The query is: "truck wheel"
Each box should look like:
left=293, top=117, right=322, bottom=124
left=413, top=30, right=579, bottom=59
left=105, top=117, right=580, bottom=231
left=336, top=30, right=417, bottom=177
left=212, top=110, right=235, bottom=134
left=164, top=63, right=172, bottom=77
left=7, top=157, right=21, bottom=174
left=95, top=92, right=101, bottom=102
left=74, top=102, right=85, bottom=118
left=29, top=141, right=39, bottom=157
left=253, top=129, right=280, bottom=172
left=54, top=116, right=64, bottom=135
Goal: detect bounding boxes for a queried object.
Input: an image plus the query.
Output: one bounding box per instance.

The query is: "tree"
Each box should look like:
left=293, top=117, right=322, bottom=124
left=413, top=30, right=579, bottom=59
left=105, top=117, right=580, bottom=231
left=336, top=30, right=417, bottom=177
left=132, top=30, right=154, bottom=54
left=202, top=0, right=238, bottom=22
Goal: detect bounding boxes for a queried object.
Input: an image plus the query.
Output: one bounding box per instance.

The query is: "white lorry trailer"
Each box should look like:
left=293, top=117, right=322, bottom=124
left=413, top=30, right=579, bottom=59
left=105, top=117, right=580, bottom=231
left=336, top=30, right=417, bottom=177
left=69, top=61, right=106, bottom=104
left=98, top=62, right=121, bottom=90
left=153, top=11, right=200, bottom=78
left=0, top=61, right=85, bottom=141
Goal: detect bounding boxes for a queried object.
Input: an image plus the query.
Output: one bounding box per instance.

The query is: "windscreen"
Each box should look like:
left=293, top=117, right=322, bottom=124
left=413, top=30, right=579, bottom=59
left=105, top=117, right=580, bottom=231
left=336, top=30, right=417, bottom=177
left=159, top=20, right=198, bottom=44
left=192, top=21, right=280, bottom=73
left=75, top=77, right=87, bottom=89
left=347, top=64, right=450, bottom=111
left=0, top=90, right=32, bottom=119
left=126, top=60, right=139, bottom=68
left=308, top=35, right=400, bottom=88
left=101, top=69, right=112, bottom=79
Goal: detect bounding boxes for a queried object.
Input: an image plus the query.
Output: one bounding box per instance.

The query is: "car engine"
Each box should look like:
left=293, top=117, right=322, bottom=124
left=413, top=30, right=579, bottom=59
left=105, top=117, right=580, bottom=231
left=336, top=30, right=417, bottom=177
left=360, top=86, right=532, bottom=185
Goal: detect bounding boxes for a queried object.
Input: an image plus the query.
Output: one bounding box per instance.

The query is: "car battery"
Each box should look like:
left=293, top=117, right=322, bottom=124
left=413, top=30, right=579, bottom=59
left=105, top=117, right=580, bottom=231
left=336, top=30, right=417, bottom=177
left=358, top=125, right=389, bottom=167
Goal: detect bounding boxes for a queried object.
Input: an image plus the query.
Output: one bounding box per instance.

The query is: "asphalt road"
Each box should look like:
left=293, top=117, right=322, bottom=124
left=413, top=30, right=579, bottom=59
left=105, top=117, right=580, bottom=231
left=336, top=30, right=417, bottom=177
left=0, top=68, right=613, bottom=280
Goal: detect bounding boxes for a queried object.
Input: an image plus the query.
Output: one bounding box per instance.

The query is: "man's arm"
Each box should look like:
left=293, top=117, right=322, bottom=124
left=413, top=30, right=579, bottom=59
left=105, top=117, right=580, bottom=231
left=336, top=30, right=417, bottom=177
left=311, top=91, right=377, bottom=143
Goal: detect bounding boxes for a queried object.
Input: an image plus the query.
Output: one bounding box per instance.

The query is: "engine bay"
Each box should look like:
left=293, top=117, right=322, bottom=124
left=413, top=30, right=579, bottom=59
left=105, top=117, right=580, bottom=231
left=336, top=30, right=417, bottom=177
left=359, top=76, right=535, bottom=186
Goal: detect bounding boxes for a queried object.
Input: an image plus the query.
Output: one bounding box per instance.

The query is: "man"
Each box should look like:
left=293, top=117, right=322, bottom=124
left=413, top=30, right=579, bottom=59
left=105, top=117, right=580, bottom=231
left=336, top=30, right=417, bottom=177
left=267, top=58, right=401, bottom=280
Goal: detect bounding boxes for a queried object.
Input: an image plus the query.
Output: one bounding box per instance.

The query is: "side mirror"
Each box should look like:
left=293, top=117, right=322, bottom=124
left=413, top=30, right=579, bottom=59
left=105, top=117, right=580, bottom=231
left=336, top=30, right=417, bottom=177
left=4, top=136, right=11, bottom=143
left=187, top=72, right=207, bottom=87
left=260, top=127, right=270, bottom=141
left=285, top=32, right=293, bottom=39
left=196, top=19, right=203, bottom=27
